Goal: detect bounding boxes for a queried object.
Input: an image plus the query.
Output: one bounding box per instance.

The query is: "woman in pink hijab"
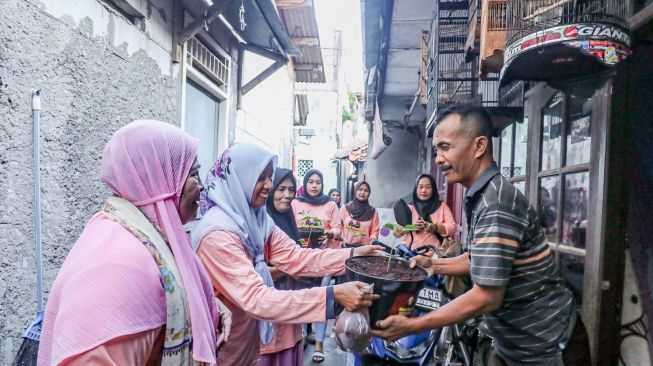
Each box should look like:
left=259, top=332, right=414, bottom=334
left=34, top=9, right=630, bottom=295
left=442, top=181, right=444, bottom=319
left=37, top=120, right=229, bottom=365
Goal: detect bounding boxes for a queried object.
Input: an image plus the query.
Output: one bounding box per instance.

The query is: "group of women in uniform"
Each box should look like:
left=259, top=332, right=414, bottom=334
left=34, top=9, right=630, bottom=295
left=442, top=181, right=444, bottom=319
left=36, top=120, right=456, bottom=366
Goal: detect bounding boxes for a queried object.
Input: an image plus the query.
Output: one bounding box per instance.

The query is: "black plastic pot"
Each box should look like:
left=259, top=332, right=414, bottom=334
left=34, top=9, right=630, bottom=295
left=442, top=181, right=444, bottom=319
left=298, top=228, right=324, bottom=249
left=345, top=256, right=428, bottom=329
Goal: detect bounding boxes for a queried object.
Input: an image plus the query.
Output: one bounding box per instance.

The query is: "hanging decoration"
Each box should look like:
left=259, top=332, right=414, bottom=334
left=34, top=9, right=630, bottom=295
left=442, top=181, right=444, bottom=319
left=239, top=0, right=247, bottom=31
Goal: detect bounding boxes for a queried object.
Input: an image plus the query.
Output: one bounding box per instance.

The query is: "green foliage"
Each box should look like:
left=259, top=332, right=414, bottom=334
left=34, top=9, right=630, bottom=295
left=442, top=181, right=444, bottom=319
left=342, top=108, right=354, bottom=122
left=383, top=223, right=418, bottom=234
left=341, top=91, right=357, bottom=122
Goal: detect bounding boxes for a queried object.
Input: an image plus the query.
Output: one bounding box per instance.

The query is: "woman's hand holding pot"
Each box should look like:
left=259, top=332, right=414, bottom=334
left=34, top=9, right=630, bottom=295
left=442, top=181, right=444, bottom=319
left=333, top=281, right=380, bottom=312
left=353, top=245, right=385, bottom=257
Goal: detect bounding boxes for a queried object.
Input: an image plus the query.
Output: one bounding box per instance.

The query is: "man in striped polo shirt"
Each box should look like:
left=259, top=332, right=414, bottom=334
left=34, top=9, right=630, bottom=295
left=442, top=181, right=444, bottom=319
left=372, top=105, right=588, bottom=365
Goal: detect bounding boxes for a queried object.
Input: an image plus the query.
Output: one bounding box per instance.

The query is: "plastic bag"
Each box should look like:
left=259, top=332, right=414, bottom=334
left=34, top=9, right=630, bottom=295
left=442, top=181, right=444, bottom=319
left=370, top=100, right=391, bottom=160
left=334, top=284, right=374, bottom=352
left=334, top=308, right=372, bottom=352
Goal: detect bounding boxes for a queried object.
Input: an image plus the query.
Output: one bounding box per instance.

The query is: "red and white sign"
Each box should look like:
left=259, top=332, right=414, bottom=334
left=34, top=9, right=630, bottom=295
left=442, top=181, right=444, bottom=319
left=504, top=23, right=631, bottom=63
left=566, top=39, right=630, bottom=64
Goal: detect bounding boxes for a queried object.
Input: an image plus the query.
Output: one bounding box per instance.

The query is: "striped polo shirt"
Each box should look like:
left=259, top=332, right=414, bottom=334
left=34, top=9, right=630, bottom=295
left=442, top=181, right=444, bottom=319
left=464, top=163, right=573, bottom=365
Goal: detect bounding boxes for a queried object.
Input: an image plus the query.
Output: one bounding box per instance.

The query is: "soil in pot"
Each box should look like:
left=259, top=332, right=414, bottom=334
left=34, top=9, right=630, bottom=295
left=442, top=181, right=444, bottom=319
left=347, top=255, right=427, bottom=282
left=345, top=256, right=428, bottom=329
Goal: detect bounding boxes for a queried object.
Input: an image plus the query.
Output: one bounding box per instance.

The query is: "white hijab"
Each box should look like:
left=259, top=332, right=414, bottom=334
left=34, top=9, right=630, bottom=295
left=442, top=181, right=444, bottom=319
left=192, top=143, right=277, bottom=344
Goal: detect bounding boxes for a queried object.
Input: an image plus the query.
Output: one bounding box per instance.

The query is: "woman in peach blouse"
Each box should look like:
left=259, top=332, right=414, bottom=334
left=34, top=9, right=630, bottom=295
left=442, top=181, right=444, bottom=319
left=291, top=169, right=343, bottom=362
left=341, top=182, right=380, bottom=246
left=292, top=169, right=342, bottom=250
left=192, top=144, right=380, bottom=366
left=258, top=167, right=305, bottom=366
left=403, top=174, right=457, bottom=254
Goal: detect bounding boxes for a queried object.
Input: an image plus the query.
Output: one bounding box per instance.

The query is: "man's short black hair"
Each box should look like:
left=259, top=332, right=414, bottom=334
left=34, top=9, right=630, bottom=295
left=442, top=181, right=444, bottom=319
left=435, top=104, right=494, bottom=153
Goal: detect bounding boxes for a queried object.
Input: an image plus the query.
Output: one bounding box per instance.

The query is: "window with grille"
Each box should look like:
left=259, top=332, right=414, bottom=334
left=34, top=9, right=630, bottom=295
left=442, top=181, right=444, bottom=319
left=297, top=160, right=314, bottom=177
left=186, top=37, right=230, bottom=93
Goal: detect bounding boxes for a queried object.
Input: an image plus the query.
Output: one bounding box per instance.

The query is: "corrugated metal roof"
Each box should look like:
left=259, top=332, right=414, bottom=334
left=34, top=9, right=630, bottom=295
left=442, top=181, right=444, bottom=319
left=277, top=0, right=326, bottom=83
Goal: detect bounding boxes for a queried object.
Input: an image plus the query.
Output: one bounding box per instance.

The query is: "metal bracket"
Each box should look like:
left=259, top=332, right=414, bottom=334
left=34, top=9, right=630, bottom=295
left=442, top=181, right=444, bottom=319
left=238, top=43, right=288, bottom=98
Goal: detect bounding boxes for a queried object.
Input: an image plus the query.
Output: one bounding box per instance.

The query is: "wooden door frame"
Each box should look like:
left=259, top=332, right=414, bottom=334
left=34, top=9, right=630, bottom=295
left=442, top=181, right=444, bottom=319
left=523, top=80, right=628, bottom=365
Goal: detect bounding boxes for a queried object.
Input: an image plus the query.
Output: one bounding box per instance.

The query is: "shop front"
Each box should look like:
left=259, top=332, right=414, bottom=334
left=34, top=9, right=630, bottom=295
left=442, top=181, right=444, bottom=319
left=489, top=0, right=653, bottom=362
left=426, top=0, right=653, bottom=362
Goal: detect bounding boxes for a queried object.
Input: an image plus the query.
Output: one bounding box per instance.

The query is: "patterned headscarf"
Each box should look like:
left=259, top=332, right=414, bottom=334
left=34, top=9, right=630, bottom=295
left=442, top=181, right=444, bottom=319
left=192, top=143, right=278, bottom=345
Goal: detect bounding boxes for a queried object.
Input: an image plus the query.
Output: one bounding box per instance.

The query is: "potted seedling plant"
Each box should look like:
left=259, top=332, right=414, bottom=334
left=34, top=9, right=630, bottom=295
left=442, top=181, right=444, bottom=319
left=344, top=222, right=425, bottom=328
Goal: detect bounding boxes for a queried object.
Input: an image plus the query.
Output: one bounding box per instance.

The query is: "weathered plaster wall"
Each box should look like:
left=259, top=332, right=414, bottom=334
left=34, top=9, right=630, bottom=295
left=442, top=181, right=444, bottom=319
left=0, top=0, right=182, bottom=362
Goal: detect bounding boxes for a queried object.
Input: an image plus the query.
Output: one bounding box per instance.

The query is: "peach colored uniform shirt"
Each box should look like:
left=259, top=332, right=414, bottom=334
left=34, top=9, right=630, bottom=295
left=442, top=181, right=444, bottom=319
left=340, top=206, right=380, bottom=246
left=402, top=203, right=457, bottom=252
left=259, top=315, right=303, bottom=355
left=291, top=200, right=343, bottom=249
left=197, top=227, right=350, bottom=366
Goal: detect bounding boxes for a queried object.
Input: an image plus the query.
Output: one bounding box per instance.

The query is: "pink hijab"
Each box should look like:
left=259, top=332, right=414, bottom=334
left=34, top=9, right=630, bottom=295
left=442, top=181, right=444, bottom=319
left=38, top=120, right=217, bottom=365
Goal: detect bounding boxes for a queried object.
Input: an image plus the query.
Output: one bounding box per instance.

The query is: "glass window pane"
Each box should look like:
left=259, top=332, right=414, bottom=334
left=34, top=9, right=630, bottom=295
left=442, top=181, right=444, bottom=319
left=513, top=118, right=528, bottom=177
left=435, top=167, right=447, bottom=194
left=562, top=172, right=590, bottom=249
left=541, top=93, right=563, bottom=171
left=500, top=125, right=513, bottom=178
left=559, top=252, right=584, bottom=304
left=185, top=81, right=219, bottom=181
left=513, top=180, right=525, bottom=195
left=539, top=176, right=560, bottom=244
left=566, top=95, right=592, bottom=166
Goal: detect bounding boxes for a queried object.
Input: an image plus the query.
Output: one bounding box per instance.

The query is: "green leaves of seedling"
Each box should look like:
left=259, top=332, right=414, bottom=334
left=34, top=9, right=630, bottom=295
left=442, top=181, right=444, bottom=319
left=383, top=223, right=418, bottom=234
left=302, top=215, right=322, bottom=222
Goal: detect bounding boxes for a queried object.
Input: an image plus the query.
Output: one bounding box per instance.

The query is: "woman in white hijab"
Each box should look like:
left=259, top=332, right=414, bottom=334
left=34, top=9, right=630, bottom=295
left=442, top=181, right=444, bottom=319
left=192, top=143, right=381, bottom=366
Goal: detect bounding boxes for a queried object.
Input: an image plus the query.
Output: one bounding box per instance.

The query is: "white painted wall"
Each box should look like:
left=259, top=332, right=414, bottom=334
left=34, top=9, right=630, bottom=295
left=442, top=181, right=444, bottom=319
left=236, top=51, right=295, bottom=167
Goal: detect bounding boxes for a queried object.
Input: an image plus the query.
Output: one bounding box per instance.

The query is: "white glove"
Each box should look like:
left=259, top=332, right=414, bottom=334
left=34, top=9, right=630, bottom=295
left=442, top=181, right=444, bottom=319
left=215, top=297, right=232, bottom=350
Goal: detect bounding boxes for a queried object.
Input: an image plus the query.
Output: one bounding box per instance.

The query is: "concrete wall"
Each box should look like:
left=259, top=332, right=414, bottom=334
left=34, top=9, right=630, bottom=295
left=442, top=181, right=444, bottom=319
left=0, top=0, right=183, bottom=362
left=365, top=124, right=422, bottom=208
